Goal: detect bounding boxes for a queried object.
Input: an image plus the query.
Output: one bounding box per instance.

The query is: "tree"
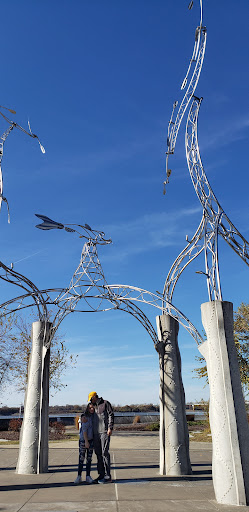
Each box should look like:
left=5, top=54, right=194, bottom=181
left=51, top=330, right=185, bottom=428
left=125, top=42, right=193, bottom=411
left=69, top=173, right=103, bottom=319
left=0, top=313, right=78, bottom=396
left=0, top=315, right=20, bottom=390
left=193, top=302, right=249, bottom=395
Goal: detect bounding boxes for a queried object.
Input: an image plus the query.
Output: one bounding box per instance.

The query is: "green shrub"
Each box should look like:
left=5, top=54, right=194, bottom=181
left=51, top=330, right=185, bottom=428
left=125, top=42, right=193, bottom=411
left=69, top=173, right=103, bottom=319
left=146, top=422, right=160, bottom=431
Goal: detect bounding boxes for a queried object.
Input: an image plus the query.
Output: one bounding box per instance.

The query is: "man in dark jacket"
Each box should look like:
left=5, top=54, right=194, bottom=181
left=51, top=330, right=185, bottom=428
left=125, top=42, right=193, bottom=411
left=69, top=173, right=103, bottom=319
left=88, top=391, right=114, bottom=483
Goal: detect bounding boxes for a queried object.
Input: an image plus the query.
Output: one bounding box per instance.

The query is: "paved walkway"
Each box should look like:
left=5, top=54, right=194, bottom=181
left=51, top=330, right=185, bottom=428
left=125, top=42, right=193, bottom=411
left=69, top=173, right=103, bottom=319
left=0, top=432, right=248, bottom=512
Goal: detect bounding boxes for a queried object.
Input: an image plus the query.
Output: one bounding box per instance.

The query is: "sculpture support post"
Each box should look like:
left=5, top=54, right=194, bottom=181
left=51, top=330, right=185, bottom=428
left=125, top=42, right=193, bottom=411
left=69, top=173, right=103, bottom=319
left=16, top=321, right=51, bottom=474
left=200, top=301, right=249, bottom=506
left=156, top=314, right=192, bottom=476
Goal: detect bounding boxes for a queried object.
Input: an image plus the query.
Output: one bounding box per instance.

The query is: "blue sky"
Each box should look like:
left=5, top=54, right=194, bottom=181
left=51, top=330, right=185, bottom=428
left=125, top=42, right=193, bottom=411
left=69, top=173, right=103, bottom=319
left=1, top=0, right=249, bottom=407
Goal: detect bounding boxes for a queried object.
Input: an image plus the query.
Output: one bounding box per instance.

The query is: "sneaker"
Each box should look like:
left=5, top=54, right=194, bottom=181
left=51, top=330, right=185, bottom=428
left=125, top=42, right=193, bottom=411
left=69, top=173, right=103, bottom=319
left=98, top=475, right=112, bottom=484
left=86, top=476, right=93, bottom=484
left=74, top=475, right=82, bottom=485
left=104, top=475, right=112, bottom=483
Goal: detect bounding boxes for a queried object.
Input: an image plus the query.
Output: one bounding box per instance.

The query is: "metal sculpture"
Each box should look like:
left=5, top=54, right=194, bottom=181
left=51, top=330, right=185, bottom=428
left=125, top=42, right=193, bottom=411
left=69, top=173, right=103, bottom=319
left=164, top=0, right=206, bottom=193
left=0, top=213, right=204, bottom=347
left=162, top=0, right=249, bottom=505
left=185, top=97, right=249, bottom=299
left=163, top=0, right=249, bottom=304
left=0, top=106, right=45, bottom=220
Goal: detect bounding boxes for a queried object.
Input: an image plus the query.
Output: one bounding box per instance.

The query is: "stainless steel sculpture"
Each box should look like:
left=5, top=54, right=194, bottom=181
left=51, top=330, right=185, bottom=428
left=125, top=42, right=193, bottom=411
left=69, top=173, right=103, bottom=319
left=163, top=0, right=249, bottom=505
left=164, top=0, right=206, bottom=193
left=0, top=214, right=204, bottom=347
left=0, top=211, right=202, bottom=475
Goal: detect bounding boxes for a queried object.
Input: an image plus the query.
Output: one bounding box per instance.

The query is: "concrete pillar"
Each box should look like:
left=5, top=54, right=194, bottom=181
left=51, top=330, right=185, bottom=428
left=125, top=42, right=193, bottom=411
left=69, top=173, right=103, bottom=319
left=156, top=314, right=192, bottom=476
left=200, top=301, right=249, bottom=506
left=16, top=321, right=51, bottom=474
left=38, top=345, right=50, bottom=473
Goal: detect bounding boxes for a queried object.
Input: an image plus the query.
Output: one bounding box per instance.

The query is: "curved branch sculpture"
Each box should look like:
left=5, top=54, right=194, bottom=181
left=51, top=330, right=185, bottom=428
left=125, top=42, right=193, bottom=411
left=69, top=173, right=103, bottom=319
left=164, top=1, right=206, bottom=192
left=0, top=106, right=45, bottom=220
left=185, top=97, right=249, bottom=299
left=163, top=0, right=249, bottom=304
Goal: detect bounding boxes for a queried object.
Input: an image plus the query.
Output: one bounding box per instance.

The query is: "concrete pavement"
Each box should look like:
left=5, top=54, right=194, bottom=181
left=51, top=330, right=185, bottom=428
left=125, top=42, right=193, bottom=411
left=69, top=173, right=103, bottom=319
left=0, top=432, right=248, bottom=512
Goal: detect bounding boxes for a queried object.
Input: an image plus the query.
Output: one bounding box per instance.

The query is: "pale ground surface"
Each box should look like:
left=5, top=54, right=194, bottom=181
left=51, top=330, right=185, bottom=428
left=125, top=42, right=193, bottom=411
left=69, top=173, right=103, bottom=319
left=0, top=432, right=248, bottom=512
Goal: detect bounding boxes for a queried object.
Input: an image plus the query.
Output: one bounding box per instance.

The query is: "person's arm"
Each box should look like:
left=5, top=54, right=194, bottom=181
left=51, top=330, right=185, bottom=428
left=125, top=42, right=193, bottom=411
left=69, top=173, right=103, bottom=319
left=83, top=430, right=90, bottom=448
left=106, top=401, right=114, bottom=436
left=82, top=418, right=90, bottom=448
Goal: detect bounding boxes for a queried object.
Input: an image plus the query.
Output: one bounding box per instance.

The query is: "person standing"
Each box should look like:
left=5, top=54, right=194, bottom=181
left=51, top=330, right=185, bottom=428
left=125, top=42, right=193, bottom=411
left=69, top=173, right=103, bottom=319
left=74, top=402, right=95, bottom=485
left=88, top=391, right=114, bottom=483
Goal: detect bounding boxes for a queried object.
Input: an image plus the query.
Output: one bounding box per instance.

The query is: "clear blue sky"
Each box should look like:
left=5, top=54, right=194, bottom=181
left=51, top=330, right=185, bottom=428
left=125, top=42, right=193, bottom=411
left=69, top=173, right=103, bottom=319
left=1, top=0, right=249, bottom=407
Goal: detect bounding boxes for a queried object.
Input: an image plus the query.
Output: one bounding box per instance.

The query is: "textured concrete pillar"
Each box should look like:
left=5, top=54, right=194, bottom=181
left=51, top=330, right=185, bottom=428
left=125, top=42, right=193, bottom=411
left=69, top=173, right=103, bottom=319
left=200, top=301, right=249, bottom=506
left=38, top=345, right=50, bottom=473
left=16, top=321, right=51, bottom=474
left=156, top=314, right=192, bottom=476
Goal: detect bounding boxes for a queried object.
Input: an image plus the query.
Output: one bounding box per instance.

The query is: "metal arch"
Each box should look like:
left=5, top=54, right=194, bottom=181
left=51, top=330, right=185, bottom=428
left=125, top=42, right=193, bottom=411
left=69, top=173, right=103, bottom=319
left=105, top=284, right=204, bottom=345
left=0, top=217, right=204, bottom=347
left=185, top=97, right=249, bottom=299
left=163, top=213, right=205, bottom=304
left=203, top=213, right=222, bottom=301
left=113, top=300, right=159, bottom=346
left=0, top=261, right=48, bottom=320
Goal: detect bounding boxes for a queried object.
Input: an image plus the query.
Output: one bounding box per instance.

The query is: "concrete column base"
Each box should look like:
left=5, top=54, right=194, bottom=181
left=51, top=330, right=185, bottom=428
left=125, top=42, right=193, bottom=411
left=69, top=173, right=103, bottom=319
left=200, top=301, right=249, bottom=506
left=156, top=314, right=192, bottom=476
left=16, top=321, right=51, bottom=474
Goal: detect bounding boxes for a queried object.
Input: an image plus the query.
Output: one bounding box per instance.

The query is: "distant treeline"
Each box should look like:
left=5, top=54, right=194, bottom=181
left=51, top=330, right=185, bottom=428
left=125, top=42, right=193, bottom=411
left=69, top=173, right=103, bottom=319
left=47, top=403, right=160, bottom=414
left=1, top=403, right=160, bottom=415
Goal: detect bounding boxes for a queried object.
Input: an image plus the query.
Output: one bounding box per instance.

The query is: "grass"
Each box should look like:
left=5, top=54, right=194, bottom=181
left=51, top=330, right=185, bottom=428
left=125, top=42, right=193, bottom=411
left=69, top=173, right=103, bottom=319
left=189, top=430, right=212, bottom=442
left=0, top=440, right=19, bottom=445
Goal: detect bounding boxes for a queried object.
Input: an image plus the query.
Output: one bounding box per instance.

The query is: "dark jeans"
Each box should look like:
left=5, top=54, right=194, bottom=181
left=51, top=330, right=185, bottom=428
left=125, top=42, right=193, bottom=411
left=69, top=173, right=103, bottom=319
left=78, top=438, right=94, bottom=476
left=94, top=432, right=111, bottom=478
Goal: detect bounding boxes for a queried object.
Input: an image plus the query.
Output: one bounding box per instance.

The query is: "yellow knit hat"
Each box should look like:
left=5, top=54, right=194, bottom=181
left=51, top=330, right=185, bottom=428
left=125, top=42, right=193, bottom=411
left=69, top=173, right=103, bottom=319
left=88, top=391, right=97, bottom=402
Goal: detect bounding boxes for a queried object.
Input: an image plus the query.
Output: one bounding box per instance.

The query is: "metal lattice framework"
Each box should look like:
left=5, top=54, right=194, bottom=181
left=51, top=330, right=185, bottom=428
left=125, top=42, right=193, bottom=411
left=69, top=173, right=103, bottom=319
left=164, top=0, right=206, bottom=192
left=163, top=1, right=249, bottom=304
left=0, top=213, right=204, bottom=346
left=0, top=3, right=210, bottom=349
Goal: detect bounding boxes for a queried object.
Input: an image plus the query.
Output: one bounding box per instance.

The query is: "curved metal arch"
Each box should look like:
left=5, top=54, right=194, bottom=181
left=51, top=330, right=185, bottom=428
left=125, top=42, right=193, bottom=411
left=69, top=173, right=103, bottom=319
left=185, top=97, right=249, bottom=299
left=0, top=261, right=48, bottom=320
left=105, top=284, right=204, bottom=345
left=0, top=214, right=203, bottom=349
left=164, top=17, right=206, bottom=190
left=163, top=213, right=205, bottom=303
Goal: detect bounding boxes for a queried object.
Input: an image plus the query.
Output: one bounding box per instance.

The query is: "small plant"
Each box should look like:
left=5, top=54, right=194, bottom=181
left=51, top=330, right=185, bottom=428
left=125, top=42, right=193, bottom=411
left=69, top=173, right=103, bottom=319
left=146, top=422, right=160, bottom=431
left=49, top=421, right=66, bottom=439
left=8, top=418, right=22, bottom=432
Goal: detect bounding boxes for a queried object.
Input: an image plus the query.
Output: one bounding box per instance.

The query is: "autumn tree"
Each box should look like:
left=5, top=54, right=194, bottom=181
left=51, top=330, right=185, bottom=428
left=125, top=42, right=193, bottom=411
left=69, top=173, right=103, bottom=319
left=0, top=314, right=78, bottom=395
left=193, top=302, right=249, bottom=395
